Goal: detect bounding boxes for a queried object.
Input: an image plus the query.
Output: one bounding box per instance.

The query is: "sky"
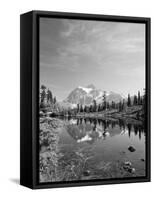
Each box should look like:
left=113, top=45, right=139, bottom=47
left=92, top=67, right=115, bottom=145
left=40, top=17, right=145, bottom=101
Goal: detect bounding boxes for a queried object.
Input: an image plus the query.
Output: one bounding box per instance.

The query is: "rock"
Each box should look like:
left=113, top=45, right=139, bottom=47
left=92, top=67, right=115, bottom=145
left=123, top=165, right=129, bottom=170
left=83, top=170, right=90, bottom=176
left=103, top=131, right=110, bottom=137
left=123, top=164, right=131, bottom=171
left=124, top=161, right=132, bottom=166
left=128, top=146, right=136, bottom=152
left=123, top=161, right=135, bottom=173
left=128, top=167, right=136, bottom=173
left=131, top=168, right=136, bottom=173
left=40, top=112, right=45, bottom=118
left=141, top=158, right=145, bottom=162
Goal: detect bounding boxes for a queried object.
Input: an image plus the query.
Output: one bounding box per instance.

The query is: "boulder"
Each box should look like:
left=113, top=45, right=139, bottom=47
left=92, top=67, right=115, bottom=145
left=124, top=161, right=132, bottom=166
left=83, top=170, right=90, bottom=176
left=128, top=146, right=136, bottom=152
left=40, top=111, right=45, bottom=117
left=127, top=167, right=136, bottom=173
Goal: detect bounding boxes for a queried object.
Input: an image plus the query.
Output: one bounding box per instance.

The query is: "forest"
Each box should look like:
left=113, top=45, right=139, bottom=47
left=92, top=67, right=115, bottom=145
left=39, top=84, right=145, bottom=120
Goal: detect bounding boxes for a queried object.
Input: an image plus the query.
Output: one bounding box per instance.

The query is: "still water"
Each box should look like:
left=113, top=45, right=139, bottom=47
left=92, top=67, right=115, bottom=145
left=57, top=117, right=145, bottom=180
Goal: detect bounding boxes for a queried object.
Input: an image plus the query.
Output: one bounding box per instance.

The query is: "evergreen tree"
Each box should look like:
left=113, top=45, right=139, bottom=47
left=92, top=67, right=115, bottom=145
left=80, top=105, right=83, bottom=112
left=84, top=105, right=87, bottom=112
left=47, top=89, right=53, bottom=103
left=41, top=85, right=46, bottom=90
left=102, top=91, right=107, bottom=110
left=53, top=96, right=56, bottom=104
left=122, top=99, right=126, bottom=111
left=47, top=89, right=50, bottom=103
left=143, top=88, right=146, bottom=110
left=138, top=91, right=141, bottom=105
left=89, top=105, right=93, bottom=112
left=98, top=104, right=101, bottom=112
left=40, top=85, right=47, bottom=103
left=77, top=104, right=80, bottom=113
left=133, top=95, right=138, bottom=105
left=118, top=101, right=122, bottom=112
left=93, top=99, right=97, bottom=112
left=127, top=94, right=131, bottom=107
left=41, top=90, right=46, bottom=103
left=111, top=101, right=115, bottom=109
left=106, top=102, right=110, bottom=110
left=140, top=97, right=143, bottom=105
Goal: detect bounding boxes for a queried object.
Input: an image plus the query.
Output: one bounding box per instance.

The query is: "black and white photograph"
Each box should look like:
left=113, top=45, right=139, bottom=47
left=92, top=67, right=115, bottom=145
left=39, top=17, right=147, bottom=183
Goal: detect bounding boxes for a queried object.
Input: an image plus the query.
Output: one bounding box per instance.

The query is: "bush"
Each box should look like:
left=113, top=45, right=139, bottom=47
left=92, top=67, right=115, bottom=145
left=40, top=102, right=48, bottom=109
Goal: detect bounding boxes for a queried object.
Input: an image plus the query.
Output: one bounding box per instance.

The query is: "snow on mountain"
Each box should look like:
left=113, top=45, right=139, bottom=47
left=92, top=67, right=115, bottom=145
left=78, top=86, right=93, bottom=94
left=64, top=84, right=124, bottom=106
left=119, top=93, right=126, bottom=99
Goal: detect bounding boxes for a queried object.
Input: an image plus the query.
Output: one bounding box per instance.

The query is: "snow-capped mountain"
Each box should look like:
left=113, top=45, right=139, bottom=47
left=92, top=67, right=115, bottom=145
left=64, top=84, right=125, bottom=106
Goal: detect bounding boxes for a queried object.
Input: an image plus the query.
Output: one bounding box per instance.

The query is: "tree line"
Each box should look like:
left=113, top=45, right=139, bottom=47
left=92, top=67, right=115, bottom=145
left=40, top=85, right=57, bottom=108
left=39, top=85, right=145, bottom=115
left=76, top=90, right=145, bottom=113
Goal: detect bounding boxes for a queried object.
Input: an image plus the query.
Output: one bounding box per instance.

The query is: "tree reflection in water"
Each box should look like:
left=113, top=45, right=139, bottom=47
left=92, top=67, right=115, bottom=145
left=62, top=117, right=145, bottom=143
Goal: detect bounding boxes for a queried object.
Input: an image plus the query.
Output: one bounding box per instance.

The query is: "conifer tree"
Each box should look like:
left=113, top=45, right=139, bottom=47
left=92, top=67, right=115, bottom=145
left=98, top=104, right=101, bottom=112
left=41, top=90, right=46, bottom=103
left=143, top=88, right=146, bottom=110
left=80, top=105, right=83, bottom=112
left=93, top=99, right=97, bottom=112
left=84, top=105, right=87, bottom=112
left=106, top=102, right=110, bottom=110
left=89, top=105, right=93, bottom=112
left=77, top=104, right=80, bottom=113
left=138, top=91, right=141, bottom=105
left=118, top=101, right=122, bottom=111
left=102, top=91, right=107, bottom=110
left=41, top=85, right=46, bottom=90
left=122, top=99, right=126, bottom=111
left=127, top=94, right=131, bottom=107
left=133, top=95, right=138, bottom=105
left=53, top=96, right=56, bottom=104
left=111, top=101, right=115, bottom=109
left=47, top=89, right=53, bottom=103
left=40, top=85, right=46, bottom=103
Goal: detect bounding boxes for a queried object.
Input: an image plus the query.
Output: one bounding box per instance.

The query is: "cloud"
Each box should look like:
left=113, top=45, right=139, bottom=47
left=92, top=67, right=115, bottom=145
left=41, top=19, right=145, bottom=74
left=56, top=20, right=145, bottom=73
left=40, top=18, right=145, bottom=100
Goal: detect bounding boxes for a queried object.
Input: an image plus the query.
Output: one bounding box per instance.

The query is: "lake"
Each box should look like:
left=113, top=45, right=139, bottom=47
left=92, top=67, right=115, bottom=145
left=57, top=117, right=146, bottom=181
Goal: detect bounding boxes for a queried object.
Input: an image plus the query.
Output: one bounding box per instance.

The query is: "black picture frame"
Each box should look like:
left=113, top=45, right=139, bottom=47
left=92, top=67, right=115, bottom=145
left=20, top=10, right=151, bottom=189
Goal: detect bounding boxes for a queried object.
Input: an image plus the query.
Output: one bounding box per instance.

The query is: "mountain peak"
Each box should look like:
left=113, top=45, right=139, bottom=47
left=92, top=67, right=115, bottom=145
left=65, top=85, right=124, bottom=105
left=86, top=84, right=96, bottom=89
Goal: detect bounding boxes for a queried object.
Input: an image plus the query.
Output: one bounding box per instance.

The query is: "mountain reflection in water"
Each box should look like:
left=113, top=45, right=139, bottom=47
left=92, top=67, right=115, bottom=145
left=56, top=117, right=146, bottom=181
left=60, top=117, right=145, bottom=144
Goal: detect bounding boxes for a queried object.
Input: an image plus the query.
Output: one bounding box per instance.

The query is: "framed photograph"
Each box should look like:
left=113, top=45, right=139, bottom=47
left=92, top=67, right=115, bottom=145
left=20, top=11, right=151, bottom=189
